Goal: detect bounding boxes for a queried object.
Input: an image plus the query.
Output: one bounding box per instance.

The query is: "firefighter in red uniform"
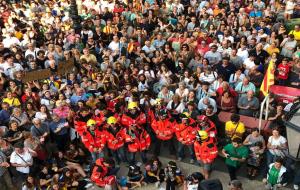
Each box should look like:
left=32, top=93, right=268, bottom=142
left=81, top=119, right=106, bottom=162
left=175, top=112, right=198, bottom=163
left=194, top=130, right=218, bottom=179
left=104, top=116, right=128, bottom=164
left=91, top=158, right=117, bottom=189
left=151, top=110, right=176, bottom=156
left=124, top=120, right=151, bottom=164
left=196, top=115, right=217, bottom=141
left=121, top=102, right=146, bottom=129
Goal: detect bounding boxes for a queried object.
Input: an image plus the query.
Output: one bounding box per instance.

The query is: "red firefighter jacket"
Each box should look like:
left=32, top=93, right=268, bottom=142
left=175, top=123, right=199, bottom=145
left=74, top=121, right=87, bottom=136
left=197, top=119, right=217, bottom=139
left=121, top=112, right=146, bottom=129
left=194, top=138, right=218, bottom=164
left=91, top=158, right=116, bottom=187
left=81, top=128, right=106, bottom=152
left=104, top=127, right=126, bottom=150
left=124, top=128, right=151, bottom=152
left=151, top=119, right=174, bottom=140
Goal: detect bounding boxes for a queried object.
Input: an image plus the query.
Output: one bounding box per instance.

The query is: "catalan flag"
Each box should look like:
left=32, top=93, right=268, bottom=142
left=260, top=60, right=275, bottom=96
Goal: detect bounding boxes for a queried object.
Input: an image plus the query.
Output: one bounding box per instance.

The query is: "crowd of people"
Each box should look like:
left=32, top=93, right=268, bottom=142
left=0, top=0, right=300, bottom=189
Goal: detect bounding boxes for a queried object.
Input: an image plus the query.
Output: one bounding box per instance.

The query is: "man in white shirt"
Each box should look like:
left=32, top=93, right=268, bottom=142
left=108, top=35, right=120, bottom=56
left=10, top=142, right=33, bottom=181
left=2, top=54, right=24, bottom=79
left=2, top=33, right=20, bottom=48
left=243, top=54, right=256, bottom=75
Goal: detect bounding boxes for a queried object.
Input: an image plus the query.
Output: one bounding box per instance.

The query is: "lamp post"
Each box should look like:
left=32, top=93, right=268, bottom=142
left=69, top=0, right=81, bottom=34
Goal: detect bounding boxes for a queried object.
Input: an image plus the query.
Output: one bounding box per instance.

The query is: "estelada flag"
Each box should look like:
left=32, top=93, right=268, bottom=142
left=260, top=60, right=275, bottom=96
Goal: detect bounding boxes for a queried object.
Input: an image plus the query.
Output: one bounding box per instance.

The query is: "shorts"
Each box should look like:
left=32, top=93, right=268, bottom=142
left=198, top=161, right=212, bottom=171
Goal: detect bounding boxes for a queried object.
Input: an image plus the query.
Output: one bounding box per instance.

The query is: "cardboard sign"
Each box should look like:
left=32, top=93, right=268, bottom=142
left=22, top=59, right=76, bottom=82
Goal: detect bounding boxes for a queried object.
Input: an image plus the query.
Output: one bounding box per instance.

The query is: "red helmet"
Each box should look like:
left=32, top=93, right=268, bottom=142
left=197, top=115, right=208, bottom=121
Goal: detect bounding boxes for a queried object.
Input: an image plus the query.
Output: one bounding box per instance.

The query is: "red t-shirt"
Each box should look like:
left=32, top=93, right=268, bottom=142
left=277, top=63, right=290, bottom=80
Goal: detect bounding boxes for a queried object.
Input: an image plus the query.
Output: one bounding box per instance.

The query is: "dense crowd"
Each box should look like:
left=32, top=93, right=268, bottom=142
left=0, top=0, right=300, bottom=190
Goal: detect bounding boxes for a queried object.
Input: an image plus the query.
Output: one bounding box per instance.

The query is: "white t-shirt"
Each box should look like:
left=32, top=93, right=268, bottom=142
left=268, top=136, right=287, bottom=157
left=10, top=150, right=33, bottom=174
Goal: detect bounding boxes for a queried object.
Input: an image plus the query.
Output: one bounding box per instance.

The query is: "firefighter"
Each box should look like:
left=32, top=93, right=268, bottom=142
left=91, top=158, right=117, bottom=189
left=175, top=112, right=198, bottom=164
left=194, top=130, right=218, bottom=179
left=81, top=119, right=106, bottom=162
left=151, top=110, right=176, bottom=156
left=104, top=116, right=127, bottom=164
left=121, top=102, right=146, bottom=129
left=124, top=122, right=151, bottom=164
left=196, top=115, right=217, bottom=141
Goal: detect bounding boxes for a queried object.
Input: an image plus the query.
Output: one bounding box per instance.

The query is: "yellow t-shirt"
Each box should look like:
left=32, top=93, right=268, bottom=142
left=2, top=97, right=21, bottom=107
left=289, top=30, right=300, bottom=41
left=225, top=121, right=246, bottom=139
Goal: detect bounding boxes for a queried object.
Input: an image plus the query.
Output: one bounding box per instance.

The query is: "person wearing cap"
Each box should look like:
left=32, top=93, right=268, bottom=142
left=121, top=102, right=147, bottom=129
left=80, top=119, right=105, bottom=162
left=194, top=130, right=218, bottom=179
left=10, top=142, right=33, bottom=184
left=175, top=112, right=197, bottom=163
left=151, top=109, right=176, bottom=156
left=228, top=179, right=243, bottom=190
left=103, top=116, right=127, bottom=164
left=91, top=158, right=117, bottom=189
left=222, top=138, right=249, bottom=181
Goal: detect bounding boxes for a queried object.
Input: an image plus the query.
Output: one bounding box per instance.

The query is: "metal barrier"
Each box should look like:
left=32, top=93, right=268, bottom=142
left=259, top=94, right=269, bottom=133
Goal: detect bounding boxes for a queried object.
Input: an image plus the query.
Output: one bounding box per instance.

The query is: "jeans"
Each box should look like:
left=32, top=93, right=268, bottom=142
left=110, top=147, right=127, bottom=164
left=128, top=151, right=147, bottom=165
left=265, top=151, right=278, bottom=176
left=226, top=164, right=239, bottom=181
left=0, top=170, right=15, bottom=190
left=154, top=138, right=176, bottom=156
left=91, top=151, right=104, bottom=163
left=177, top=142, right=195, bottom=160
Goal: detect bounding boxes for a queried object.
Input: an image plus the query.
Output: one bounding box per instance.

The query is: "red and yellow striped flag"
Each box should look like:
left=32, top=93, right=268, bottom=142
left=260, top=60, right=275, bottom=96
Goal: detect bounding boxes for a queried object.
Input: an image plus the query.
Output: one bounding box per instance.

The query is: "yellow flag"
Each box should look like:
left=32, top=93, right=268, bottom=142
left=260, top=60, right=275, bottom=96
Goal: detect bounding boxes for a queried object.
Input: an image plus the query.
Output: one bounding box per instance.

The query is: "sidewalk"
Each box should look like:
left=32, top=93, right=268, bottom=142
left=88, top=155, right=291, bottom=190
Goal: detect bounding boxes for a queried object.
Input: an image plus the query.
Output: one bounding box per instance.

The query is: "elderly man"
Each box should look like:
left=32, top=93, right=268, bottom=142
left=49, top=114, right=69, bottom=151
left=70, top=88, right=87, bottom=105
left=235, top=77, right=256, bottom=97
left=31, top=118, right=56, bottom=158
left=237, top=90, right=260, bottom=117
left=198, top=97, right=217, bottom=113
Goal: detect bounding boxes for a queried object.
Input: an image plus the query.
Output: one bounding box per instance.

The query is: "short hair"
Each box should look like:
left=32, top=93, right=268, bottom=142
left=231, top=114, right=240, bottom=122
left=232, top=138, right=242, bottom=144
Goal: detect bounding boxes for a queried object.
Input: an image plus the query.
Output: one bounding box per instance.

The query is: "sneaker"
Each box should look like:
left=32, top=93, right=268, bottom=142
left=294, top=184, right=299, bottom=190
left=155, top=181, right=161, bottom=188
left=282, top=183, right=287, bottom=187
left=84, top=183, right=93, bottom=189
left=262, top=178, right=267, bottom=183
left=190, top=159, right=195, bottom=164
left=177, top=157, right=182, bottom=161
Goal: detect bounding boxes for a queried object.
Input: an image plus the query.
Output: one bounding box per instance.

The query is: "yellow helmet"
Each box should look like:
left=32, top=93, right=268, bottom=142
left=128, top=102, right=138, bottom=110
left=107, top=116, right=117, bottom=125
left=155, top=98, right=162, bottom=105
left=181, top=112, right=190, bottom=119
left=197, top=130, right=208, bottom=140
left=87, top=119, right=96, bottom=127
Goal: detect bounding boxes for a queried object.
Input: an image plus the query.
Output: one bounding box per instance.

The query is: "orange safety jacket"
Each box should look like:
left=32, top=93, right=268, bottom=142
left=194, top=138, right=218, bottom=164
